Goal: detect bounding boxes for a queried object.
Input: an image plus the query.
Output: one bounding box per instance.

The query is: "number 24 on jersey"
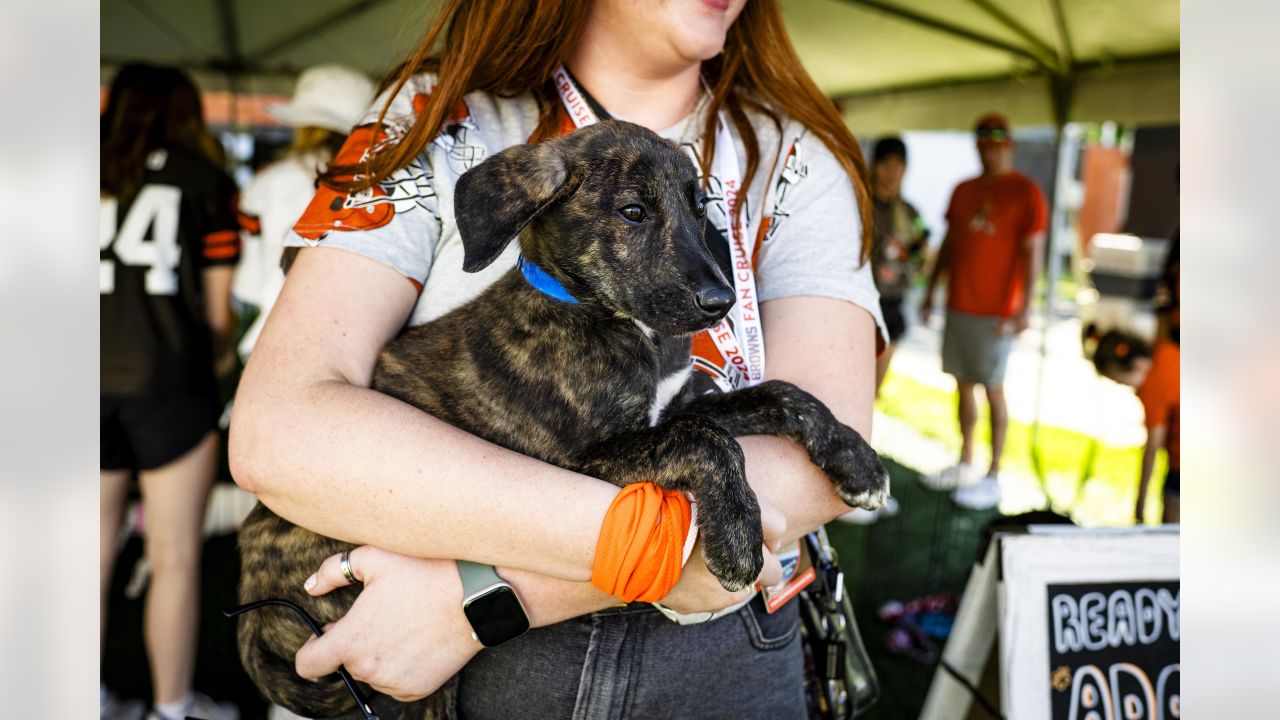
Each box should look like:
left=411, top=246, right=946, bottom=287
left=100, top=185, right=183, bottom=296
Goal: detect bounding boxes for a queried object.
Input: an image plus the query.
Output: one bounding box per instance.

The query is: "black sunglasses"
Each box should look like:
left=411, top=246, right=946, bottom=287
left=225, top=599, right=381, bottom=720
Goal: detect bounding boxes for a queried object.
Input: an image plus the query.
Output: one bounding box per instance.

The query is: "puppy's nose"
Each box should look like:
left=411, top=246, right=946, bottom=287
left=695, top=286, right=735, bottom=316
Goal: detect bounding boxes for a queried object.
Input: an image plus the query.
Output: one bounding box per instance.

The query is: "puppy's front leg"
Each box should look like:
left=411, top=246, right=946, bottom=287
left=677, top=380, right=889, bottom=511
left=574, top=415, right=764, bottom=592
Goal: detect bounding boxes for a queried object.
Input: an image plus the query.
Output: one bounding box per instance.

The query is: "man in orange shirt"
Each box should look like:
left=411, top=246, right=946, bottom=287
left=920, top=113, right=1048, bottom=510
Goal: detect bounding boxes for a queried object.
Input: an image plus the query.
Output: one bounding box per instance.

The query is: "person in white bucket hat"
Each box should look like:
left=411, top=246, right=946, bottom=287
left=231, top=65, right=374, bottom=358
left=267, top=64, right=375, bottom=133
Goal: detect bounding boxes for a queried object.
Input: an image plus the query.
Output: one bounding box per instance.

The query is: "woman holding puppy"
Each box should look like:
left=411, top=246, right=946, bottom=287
left=231, top=0, right=886, bottom=715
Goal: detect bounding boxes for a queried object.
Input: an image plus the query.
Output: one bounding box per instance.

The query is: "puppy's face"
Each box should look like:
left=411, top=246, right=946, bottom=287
left=455, top=121, right=734, bottom=336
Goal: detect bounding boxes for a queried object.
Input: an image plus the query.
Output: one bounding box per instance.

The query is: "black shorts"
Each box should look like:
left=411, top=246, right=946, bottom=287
left=879, top=296, right=908, bottom=343
left=101, top=393, right=220, bottom=471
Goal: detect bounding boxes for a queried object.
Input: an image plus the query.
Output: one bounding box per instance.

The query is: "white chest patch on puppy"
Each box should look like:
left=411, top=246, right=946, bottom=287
left=650, top=363, right=693, bottom=427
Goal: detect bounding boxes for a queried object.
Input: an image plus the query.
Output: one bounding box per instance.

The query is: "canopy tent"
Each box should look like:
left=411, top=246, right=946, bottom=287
left=798, top=0, right=1178, bottom=132
left=102, top=0, right=1179, bottom=132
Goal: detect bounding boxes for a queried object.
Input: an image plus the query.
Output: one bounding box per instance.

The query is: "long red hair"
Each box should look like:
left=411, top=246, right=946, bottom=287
left=331, top=0, right=871, bottom=258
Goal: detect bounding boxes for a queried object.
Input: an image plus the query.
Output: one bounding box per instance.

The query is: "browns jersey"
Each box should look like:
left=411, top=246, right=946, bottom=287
left=100, top=148, right=239, bottom=395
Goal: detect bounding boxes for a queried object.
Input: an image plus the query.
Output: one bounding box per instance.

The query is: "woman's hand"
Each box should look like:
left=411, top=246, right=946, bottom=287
left=294, top=547, right=481, bottom=702
left=658, top=498, right=786, bottom=614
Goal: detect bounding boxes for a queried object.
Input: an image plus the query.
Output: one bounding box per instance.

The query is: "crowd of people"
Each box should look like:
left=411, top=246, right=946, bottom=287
left=99, top=1, right=1177, bottom=715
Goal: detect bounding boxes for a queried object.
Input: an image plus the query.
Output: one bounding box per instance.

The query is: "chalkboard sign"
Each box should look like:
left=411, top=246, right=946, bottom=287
left=1047, top=580, right=1180, bottom=720
left=920, top=528, right=1179, bottom=720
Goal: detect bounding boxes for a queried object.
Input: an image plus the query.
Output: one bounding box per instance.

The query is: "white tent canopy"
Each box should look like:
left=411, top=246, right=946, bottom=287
left=102, top=0, right=1179, bottom=131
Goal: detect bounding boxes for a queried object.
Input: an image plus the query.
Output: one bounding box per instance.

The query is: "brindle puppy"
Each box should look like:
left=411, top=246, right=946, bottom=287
left=237, top=120, right=889, bottom=720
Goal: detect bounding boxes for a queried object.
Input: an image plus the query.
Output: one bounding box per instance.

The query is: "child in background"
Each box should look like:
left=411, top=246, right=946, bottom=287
left=1087, top=327, right=1180, bottom=524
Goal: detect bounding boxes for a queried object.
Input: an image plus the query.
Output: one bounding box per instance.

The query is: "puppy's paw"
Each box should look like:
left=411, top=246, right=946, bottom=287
left=700, top=516, right=765, bottom=592
left=834, top=469, right=891, bottom=511
left=653, top=415, right=763, bottom=591
left=813, top=424, right=891, bottom=511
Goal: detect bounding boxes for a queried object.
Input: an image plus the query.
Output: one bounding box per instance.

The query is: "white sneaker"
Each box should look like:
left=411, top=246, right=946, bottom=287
left=921, top=462, right=978, bottom=491
left=879, top=496, right=901, bottom=517
left=102, top=691, right=145, bottom=720
left=147, top=693, right=239, bottom=720
left=952, top=475, right=1002, bottom=511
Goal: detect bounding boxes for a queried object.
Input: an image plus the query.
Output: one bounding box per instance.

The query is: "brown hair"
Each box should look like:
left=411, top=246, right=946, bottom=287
left=330, top=0, right=872, bottom=258
left=1083, top=324, right=1152, bottom=376
left=101, top=64, right=223, bottom=202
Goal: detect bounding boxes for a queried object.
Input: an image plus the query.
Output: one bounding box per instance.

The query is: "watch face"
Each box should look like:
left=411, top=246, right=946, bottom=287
left=463, top=585, right=530, bottom=647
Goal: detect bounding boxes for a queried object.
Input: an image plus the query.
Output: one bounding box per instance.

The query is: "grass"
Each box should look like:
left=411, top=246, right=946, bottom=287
left=875, top=370, right=1167, bottom=526
left=825, top=458, right=1002, bottom=719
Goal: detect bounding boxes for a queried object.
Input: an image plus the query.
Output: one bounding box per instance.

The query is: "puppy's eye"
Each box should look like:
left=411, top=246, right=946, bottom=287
left=694, top=198, right=707, bottom=218
left=618, top=205, right=647, bottom=224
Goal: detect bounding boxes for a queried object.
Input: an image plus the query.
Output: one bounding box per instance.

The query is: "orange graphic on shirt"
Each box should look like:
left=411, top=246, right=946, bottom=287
left=412, top=93, right=470, bottom=125
left=292, top=125, right=397, bottom=240
left=293, top=94, right=471, bottom=242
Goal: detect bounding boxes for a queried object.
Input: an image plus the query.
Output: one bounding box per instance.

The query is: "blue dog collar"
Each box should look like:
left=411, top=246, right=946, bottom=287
left=517, top=255, right=579, bottom=304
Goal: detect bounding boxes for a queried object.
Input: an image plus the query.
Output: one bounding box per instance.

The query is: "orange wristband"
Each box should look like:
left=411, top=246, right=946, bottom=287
left=591, top=482, right=693, bottom=603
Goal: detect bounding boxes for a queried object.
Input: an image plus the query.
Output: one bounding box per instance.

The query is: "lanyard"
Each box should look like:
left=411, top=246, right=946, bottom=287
left=552, top=65, right=765, bottom=390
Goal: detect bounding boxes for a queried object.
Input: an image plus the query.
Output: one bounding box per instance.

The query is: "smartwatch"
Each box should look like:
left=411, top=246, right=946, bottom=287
left=457, top=560, right=530, bottom=647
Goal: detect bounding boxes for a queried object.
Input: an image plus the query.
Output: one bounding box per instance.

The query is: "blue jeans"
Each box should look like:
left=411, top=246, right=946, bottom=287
left=456, top=595, right=806, bottom=719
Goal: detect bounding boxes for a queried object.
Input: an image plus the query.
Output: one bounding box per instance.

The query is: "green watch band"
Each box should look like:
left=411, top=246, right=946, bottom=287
left=457, top=560, right=530, bottom=647
left=457, top=559, right=504, bottom=596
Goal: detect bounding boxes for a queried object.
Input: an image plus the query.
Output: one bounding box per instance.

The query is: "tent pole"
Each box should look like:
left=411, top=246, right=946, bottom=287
left=214, top=0, right=244, bottom=119
left=248, top=0, right=396, bottom=64
left=1042, top=0, right=1076, bottom=72
left=965, top=0, right=1060, bottom=70
left=1029, top=73, right=1076, bottom=494
left=123, top=0, right=195, bottom=52
left=213, top=0, right=245, bottom=178
left=842, top=0, right=1053, bottom=72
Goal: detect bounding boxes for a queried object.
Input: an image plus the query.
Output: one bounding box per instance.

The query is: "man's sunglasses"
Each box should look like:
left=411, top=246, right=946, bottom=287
left=976, top=127, right=1010, bottom=142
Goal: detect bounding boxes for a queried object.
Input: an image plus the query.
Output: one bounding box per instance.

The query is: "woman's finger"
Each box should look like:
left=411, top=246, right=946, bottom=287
left=757, top=546, right=784, bottom=588
left=304, top=547, right=367, bottom=596
left=294, top=617, right=352, bottom=681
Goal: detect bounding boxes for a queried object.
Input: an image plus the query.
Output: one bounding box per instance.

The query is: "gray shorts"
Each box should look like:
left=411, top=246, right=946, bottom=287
left=456, top=596, right=805, bottom=719
left=941, top=309, right=1014, bottom=386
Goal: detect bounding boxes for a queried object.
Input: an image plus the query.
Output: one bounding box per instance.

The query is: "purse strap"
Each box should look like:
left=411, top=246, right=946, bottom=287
left=799, top=529, right=880, bottom=719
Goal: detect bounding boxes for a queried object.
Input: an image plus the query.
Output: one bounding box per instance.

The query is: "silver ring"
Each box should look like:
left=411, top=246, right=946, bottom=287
left=340, top=551, right=358, bottom=585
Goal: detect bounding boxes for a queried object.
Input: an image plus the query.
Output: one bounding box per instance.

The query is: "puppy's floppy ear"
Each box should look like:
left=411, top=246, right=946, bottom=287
left=454, top=142, right=570, bottom=272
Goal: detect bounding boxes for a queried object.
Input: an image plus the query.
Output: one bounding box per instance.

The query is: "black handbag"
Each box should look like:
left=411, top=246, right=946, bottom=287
left=798, top=528, right=879, bottom=719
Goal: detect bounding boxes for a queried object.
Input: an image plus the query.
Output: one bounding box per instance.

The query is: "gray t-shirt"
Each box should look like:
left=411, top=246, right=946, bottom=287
left=285, top=74, right=886, bottom=349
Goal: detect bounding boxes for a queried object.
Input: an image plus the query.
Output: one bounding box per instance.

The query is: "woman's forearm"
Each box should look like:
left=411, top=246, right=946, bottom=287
left=740, top=435, right=849, bottom=545
left=231, top=376, right=616, bottom=582
left=748, top=296, right=881, bottom=542
left=497, top=567, right=617, bottom=627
